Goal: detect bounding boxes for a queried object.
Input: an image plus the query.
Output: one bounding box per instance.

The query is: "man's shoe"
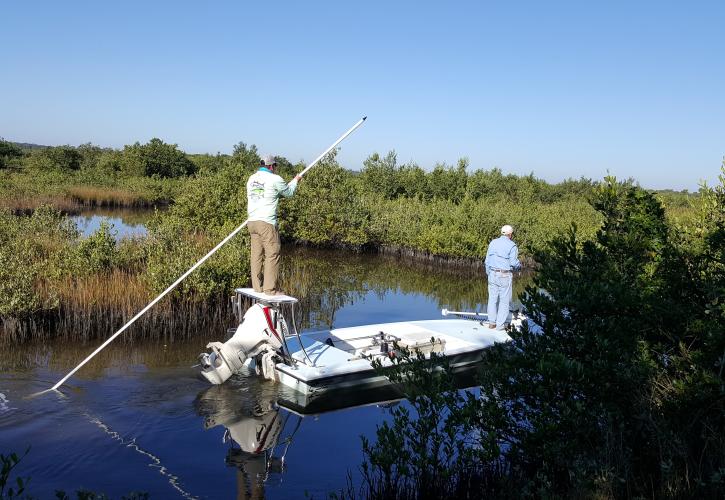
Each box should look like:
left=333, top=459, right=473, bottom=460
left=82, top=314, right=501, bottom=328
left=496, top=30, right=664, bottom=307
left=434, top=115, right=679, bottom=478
left=488, top=324, right=497, bottom=329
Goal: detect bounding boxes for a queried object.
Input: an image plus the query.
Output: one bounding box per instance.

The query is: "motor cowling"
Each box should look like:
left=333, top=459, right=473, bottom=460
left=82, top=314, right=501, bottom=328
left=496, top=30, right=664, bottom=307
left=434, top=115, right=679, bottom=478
left=199, top=304, right=284, bottom=385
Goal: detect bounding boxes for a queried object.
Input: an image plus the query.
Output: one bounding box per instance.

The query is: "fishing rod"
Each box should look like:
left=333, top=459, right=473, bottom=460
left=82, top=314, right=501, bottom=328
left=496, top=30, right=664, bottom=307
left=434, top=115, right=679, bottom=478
left=441, top=308, right=523, bottom=320
left=38, top=116, right=367, bottom=396
left=441, top=309, right=488, bottom=320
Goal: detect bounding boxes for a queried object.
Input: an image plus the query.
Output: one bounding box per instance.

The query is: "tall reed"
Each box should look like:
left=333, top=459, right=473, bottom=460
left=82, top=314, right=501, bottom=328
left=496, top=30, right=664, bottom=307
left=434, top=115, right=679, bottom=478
left=1, top=270, right=235, bottom=344
left=65, top=186, right=156, bottom=208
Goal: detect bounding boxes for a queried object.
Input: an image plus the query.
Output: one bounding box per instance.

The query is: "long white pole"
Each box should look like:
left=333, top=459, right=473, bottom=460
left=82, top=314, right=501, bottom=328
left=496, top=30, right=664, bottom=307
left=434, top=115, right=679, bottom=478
left=45, top=116, right=367, bottom=394
left=297, top=116, right=366, bottom=178
left=441, top=309, right=488, bottom=319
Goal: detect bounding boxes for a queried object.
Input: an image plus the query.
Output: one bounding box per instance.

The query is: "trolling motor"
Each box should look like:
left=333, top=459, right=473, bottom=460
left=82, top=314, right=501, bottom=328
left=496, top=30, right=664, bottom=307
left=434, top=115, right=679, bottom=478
left=199, top=304, right=285, bottom=384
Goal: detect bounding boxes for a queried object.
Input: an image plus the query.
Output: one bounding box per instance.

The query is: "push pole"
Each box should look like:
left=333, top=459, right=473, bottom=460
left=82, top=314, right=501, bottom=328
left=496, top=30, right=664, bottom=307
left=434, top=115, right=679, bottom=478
left=297, top=116, right=366, bottom=178
left=42, top=116, right=367, bottom=395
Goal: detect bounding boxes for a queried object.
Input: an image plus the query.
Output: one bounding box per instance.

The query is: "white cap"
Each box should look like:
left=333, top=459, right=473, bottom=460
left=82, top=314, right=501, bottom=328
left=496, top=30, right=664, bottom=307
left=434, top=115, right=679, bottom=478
left=500, top=224, right=514, bottom=235
left=262, top=155, right=277, bottom=166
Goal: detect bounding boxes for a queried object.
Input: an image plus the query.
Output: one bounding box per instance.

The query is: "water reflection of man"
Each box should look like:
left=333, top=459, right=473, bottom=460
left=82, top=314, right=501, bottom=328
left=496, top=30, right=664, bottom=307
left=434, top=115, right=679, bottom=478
left=195, top=384, right=292, bottom=500
left=485, top=224, right=521, bottom=330
left=246, top=155, right=301, bottom=296
left=224, top=406, right=283, bottom=500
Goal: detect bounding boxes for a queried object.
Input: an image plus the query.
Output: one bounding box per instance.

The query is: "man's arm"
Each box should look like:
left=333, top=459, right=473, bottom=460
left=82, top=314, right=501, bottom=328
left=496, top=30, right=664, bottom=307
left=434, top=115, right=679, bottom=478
left=275, top=176, right=299, bottom=198
left=484, top=242, right=493, bottom=274
left=510, top=244, right=521, bottom=271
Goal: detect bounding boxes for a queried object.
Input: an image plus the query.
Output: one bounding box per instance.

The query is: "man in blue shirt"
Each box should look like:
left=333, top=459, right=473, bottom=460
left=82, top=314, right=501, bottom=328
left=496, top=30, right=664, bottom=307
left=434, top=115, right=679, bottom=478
left=484, top=224, right=521, bottom=330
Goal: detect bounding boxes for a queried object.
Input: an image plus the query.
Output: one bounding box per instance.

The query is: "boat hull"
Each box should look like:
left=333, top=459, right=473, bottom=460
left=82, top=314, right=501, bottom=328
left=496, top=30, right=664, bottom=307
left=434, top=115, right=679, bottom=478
left=268, top=318, right=512, bottom=407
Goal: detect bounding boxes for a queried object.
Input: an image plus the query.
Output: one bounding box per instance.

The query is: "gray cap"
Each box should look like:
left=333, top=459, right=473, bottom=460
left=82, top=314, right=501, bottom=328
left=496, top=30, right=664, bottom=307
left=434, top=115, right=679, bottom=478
left=262, top=155, right=277, bottom=167
left=501, top=224, right=514, bottom=235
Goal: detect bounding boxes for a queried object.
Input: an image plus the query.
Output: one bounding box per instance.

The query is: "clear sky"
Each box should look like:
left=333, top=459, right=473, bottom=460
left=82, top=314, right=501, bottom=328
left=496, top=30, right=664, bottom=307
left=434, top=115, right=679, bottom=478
left=2, top=0, right=723, bottom=190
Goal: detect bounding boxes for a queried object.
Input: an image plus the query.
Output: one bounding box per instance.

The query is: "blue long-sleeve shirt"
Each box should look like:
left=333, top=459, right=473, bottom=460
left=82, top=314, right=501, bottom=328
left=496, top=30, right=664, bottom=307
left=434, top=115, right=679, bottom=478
left=485, top=235, right=521, bottom=274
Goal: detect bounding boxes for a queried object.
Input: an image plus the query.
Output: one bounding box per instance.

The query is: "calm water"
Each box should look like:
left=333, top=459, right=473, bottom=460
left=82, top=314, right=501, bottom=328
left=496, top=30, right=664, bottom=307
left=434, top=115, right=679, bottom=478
left=70, top=207, right=155, bottom=240
left=1, top=238, right=529, bottom=498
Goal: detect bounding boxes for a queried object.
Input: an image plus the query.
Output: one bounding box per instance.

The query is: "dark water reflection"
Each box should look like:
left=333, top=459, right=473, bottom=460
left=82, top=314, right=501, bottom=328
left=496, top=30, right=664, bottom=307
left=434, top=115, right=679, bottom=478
left=280, top=246, right=529, bottom=332
left=1, top=247, right=531, bottom=498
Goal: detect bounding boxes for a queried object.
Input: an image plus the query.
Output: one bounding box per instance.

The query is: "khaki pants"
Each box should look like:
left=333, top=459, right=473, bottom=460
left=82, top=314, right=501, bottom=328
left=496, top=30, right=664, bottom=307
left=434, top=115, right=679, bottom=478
left=247, top=220, right=281, bottom=294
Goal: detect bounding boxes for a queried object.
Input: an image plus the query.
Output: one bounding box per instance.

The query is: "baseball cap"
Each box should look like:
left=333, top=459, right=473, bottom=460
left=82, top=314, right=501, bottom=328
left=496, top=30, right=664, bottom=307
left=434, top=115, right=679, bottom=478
left=500, top=224, right=514, bottom=235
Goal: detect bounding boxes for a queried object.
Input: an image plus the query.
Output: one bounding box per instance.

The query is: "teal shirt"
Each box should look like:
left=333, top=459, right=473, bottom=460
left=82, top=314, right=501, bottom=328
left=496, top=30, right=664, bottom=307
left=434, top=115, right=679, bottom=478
left=246, top=167, right=298, bottom=226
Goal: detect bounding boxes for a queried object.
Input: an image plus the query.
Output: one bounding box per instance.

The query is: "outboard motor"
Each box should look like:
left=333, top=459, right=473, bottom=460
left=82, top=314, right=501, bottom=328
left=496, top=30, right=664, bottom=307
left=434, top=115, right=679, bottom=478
left=199, top=303, right=284, bottom=384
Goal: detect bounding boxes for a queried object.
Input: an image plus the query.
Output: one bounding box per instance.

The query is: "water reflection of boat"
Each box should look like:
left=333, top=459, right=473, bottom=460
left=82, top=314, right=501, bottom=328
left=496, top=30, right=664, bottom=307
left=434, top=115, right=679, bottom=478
left=194, top=378, right=409, bottom=498
left=198, top=289, right=521, bottom=410
left=194, top=382, right=302, bottom=500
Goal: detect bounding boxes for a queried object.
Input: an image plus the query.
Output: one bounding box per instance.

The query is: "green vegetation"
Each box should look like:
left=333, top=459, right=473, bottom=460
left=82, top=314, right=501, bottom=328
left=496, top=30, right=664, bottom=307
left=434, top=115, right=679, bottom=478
left=0, top=136, right=719, bottom=496
left=0, top=139, right=23, bottom=170
left=0, top=139, right=194, bottom=213
left=342, top=170, right=725, bottom=499
left=0, top=136, right=707, bottom=345
left=0, top=204, right=249, bottom=342
left=0, top=137, right=698, bottom=260
left=159, top=147, right=604, bottom=259
left=1, top=449, right=29, bottom=498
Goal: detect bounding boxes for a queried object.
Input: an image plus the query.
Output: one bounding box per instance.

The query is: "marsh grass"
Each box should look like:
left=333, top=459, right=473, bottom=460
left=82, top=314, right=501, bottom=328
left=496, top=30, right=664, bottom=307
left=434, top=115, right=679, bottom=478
left=0, top=188, right=158, bottom=215
left=1, top=270, right=235, bottom=344
left=65, top=185, right=157, bottom=208
left=0, top=194, right=80, bottom=215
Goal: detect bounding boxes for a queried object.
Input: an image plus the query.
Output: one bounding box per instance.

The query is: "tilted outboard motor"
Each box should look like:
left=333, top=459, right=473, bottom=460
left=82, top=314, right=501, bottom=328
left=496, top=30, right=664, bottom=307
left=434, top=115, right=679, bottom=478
left=199, top=303, right=284, bottom=384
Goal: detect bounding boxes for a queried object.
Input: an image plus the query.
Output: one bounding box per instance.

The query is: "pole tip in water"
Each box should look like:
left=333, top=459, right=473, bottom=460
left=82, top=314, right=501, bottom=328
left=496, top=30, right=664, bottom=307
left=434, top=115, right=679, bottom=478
left=25, top=388, right=58, bottom=399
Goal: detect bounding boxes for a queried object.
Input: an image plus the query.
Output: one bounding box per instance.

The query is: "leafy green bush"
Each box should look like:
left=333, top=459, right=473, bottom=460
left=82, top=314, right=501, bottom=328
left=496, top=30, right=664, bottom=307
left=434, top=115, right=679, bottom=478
left=120, top=138, right=197, bottom=178
left=144, top=226, right=249, bottom=299
left=286, top=160, right=370, bottom=247
left=25, top=146, right=82, bottom=172
left=0, top=206, right=79, bottom=316
left=74, top=221, right=119, bottom=273
left=0, top=448, right=30, bottom=498
left=0, top=139, right=23, bottom=169
left=351, top=172, right=725, bottom=498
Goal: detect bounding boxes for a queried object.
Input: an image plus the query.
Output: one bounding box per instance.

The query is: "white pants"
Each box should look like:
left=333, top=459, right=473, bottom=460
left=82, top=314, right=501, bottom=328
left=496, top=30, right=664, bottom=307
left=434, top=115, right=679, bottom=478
left=487, top=271, right=512, bottom=330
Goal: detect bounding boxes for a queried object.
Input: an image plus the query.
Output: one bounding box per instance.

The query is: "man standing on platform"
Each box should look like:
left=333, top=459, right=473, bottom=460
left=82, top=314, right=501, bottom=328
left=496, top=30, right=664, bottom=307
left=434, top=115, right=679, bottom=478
left=246, top=155, right=300, bottom=296
left=485, top=224, right=521, bottom=330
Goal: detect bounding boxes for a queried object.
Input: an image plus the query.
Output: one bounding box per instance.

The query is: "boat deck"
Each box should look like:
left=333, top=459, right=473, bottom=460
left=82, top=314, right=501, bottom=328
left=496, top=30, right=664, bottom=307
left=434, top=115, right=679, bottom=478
left=276, top=319, right=511, bottom=389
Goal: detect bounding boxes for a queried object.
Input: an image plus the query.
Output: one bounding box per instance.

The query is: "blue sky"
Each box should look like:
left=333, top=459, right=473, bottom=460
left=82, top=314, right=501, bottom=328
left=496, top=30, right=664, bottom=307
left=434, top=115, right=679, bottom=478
left=2, top=1, right=723, bottom=190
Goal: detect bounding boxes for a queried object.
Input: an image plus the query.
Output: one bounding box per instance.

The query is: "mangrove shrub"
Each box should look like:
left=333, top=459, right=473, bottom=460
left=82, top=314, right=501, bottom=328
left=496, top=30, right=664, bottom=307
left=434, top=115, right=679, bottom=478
left=352, top=172, right=725, bottom=499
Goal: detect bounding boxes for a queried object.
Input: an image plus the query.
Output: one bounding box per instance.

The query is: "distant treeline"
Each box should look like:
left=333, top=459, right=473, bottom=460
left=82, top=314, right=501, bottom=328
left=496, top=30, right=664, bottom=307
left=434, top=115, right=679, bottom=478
left=0, top=137, right=703, bottom=256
